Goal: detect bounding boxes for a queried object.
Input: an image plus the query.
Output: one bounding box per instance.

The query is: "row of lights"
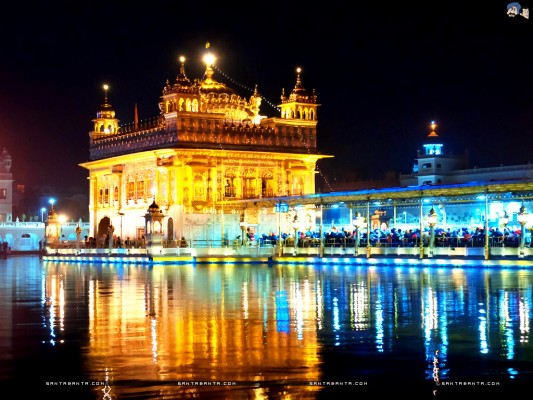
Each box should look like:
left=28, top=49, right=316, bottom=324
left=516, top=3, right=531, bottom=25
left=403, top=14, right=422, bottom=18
left=350, top=205, right=529, bottom=230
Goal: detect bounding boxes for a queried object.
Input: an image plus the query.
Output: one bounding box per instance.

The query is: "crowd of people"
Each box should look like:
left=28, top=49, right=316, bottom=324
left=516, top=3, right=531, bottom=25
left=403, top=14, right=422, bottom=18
left=249, top=225, right=532, bottom=249
left=48, top=224, right=532, bottom=251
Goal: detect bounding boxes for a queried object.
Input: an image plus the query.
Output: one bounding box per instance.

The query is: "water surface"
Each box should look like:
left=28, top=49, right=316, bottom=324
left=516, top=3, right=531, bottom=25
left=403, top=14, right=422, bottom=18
left=1, top=256, right=532, bottom=399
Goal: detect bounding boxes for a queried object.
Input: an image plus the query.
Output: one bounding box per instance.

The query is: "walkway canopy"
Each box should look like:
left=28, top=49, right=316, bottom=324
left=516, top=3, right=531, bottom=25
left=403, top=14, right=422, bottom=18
left=222, top=179, right=533, bottom=210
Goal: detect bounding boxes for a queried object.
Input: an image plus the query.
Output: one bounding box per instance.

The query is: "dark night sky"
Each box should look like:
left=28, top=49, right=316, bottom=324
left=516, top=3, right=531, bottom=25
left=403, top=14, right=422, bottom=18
left=0, top=1, right=531, bottom=196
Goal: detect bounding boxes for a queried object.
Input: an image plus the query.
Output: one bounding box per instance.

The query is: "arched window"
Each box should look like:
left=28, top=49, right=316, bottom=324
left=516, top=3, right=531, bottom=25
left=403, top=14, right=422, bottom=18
left=193, top=98, right=199, bottom=112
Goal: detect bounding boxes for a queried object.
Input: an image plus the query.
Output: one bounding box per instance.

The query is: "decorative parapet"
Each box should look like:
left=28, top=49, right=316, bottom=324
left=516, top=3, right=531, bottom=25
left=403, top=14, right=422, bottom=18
left=89, top=116, right=317, bottom=160
left=90, top=126, right=175, bottom=160
left=0, top=221, right=43, bottom=227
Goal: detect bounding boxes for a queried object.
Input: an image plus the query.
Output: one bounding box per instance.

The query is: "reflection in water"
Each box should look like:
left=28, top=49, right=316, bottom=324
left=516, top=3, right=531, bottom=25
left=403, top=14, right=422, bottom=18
left=81, top=265, right=322, bottom=399
left=0, top=257, right=532, bottom=399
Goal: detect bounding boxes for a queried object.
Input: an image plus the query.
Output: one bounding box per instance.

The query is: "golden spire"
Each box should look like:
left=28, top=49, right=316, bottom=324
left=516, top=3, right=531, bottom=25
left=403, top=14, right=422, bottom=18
left=287, top=66, right=314, bottom=102
left=294, top=67, right=303, bottom=90
left=173, top=55, right=192, bottom=87
left=198, top=43, right=235, bottom=95
left=428, top=120, right=438, bottom=137
left=103, top=84, right=109, bottom=104
left=96, top=83, right=116, bottom=119
left=202, top=45, right=216, bottom=83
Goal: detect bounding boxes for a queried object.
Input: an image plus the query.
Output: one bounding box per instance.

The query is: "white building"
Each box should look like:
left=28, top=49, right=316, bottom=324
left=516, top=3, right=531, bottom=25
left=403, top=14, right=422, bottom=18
left=0, top=148, right=13, bottom=223
left=400, top=122, right=533, bottom=186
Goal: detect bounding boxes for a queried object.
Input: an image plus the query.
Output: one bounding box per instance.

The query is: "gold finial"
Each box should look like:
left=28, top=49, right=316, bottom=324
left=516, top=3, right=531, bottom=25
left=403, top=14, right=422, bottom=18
left=427, top=120, right=439, bottom=138
left=202, top=45, right=216, bottom=82
left=103, top=84, right=109, bottom=104
left=203, top=52, right=216, bottom=67
left=179, top=55, right=185, bottom=63
left=294, top=67, right=303, bottom=90
left=203, top=42, right=215, bottom=67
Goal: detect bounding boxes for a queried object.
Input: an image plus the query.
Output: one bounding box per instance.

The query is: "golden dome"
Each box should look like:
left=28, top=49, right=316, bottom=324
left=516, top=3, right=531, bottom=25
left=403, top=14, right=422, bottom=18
left=199, top=64, right=237, bottom=95
left=147, top=201, right=162, bottom=214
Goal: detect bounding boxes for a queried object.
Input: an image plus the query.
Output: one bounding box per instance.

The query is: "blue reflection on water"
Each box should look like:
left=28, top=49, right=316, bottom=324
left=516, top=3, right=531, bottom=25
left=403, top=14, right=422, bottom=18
left=275, top=290, right=289, bottom=333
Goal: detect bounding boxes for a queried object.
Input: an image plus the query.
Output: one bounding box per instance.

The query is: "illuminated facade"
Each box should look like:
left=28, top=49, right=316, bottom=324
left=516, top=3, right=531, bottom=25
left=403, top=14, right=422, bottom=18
left=80, top=49, right=331, bottom=243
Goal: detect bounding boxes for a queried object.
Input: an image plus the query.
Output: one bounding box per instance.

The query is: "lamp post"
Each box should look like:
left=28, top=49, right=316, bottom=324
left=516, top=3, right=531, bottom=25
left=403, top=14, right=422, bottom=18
left=499, top=210, right=509, bottom=248
left=75, top=220, right=82, bottom=251
left=353, top=211, right=365, bottom=256
left=119, top=212, right=125, bottom=241
left=58, top=214, right=66, bottom=246
left=48, top=199, right=56, bottom=235
left=304, top=213, right=313, bottom=250
left=292, top=214, right=299, bottom=256
left=277, top=202, right=283, bottom=257
left=517, top=203, right=528, bottom=258
left=239, top=213, right=246, bottom=247
left=427, top=207, right=438, bottom=258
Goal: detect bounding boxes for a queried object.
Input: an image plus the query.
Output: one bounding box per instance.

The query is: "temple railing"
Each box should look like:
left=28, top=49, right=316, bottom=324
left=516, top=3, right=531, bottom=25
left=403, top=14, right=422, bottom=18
left=90, top=118, right=316, bottom=160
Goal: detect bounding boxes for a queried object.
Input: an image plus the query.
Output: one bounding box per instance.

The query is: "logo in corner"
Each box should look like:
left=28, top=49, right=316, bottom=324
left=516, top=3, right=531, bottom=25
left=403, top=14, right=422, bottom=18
left=507, top=2, right=529, bottom=18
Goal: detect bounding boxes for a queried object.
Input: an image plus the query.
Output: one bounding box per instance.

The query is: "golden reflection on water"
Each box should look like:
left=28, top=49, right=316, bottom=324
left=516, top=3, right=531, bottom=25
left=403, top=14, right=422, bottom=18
left=82, top=264, right=322, bottom=399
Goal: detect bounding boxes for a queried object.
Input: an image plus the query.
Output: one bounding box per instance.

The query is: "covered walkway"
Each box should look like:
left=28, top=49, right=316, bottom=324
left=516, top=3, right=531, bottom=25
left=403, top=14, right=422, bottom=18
left=222, top=178, right=533, bottom=261
left=44, top=179, right=533, bottom=264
